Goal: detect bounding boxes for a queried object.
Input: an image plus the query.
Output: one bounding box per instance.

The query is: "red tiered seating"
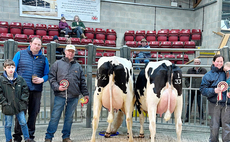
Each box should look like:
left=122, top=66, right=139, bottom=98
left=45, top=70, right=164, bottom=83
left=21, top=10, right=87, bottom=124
left=35, top=24, right=47, bottom=36
left=106, top=29, right=116, bottom=41
left=176, top=54, right=189, bottom=64
left=28, top=35, right=41, bottom=42
left=70, top=38, right=80, bottom=44
left=0, top=33, right=13, bottom=41
left=23, top=23, right=34, bottom=35
left=146, top=30, right=156, bottom=42
left=135, top=30, right=145, bottom=41
left=0, top=21, right=9, bottom=33
left=103, top=52, right=115, bottom=56
left=164, top=54, right=175, bottom=64
left=191, top=29, right=201, bottom=41
left=93, top=39, right=104, bottom=46
left=58, top=37, right=66, bottom=44
left=126, top=41, right=136, bottom=47
left=78, top=50, right=88, bottom=56
left=157, top=30, right=168, bottom=41
left=104, top=40, right=116, bottom=47
left=84, top=27, right=94, bottom=39
left=149, top=41, right=160, bottom=53
left=42, top=36, right=53, bottom=43
left=151, top=53, right=163, bottom=62
left=179, top=29, right=190, bottom=41
left=172, top=41, right=183, bottom=54
left=184, top=41, right=195, bottom=54
left=10, top=22, right=22, bottom=34
left=124, top=30, right=135, bottom=41
left=160, top=41, right=171, bottom=53
left=14, top=34, right=28, bottom=42
left=168, top=29, right=179, bottom=41
left=48, top=25, right=59, bottom=36
left=95, top=28, right=106, bottom=40
left=81, top=39, right=92, bottom=45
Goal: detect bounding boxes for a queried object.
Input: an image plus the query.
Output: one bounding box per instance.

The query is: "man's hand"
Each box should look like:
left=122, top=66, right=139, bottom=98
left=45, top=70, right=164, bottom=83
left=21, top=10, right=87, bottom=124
left=32, top=77, right=44, bottom=84
left=59, top=86, right=67, bottom=91
left=84, top=96, right=89, bottom=101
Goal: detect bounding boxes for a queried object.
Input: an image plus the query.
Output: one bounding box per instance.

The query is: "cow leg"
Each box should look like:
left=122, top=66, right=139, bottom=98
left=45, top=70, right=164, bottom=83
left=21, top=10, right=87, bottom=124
left=138, top=110, right=145, bottom=138
left=111, top=110, right=124, bottom=134
left=105, top=109, right=114, bottom=138
left=124, top=97, right=134, bottom=142
left=174, top=96, right=183, bottom=142
left=91, top=93, right=102, bottom=142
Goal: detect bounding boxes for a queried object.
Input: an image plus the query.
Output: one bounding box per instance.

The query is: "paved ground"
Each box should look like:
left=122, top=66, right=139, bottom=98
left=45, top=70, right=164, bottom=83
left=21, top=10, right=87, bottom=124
left=0, top=120, right=216, bottom=142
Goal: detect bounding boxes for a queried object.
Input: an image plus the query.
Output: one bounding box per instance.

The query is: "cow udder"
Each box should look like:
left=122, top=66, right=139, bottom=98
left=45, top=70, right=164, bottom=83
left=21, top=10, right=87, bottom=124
left=102, top=85, right=124, bottom=111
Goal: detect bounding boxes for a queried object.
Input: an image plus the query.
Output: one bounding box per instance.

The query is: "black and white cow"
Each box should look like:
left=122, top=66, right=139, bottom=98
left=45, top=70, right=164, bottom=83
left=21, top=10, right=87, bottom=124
left=135, top=60, right=183, bottom=142
left=91, top=56, right=135, bottom=142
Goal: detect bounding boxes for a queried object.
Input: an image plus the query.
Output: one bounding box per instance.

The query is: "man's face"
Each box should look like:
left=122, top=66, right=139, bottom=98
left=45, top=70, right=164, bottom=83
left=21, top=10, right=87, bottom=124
left=65, top=49, right=75, bottom=60
left=4, top=65, right=15, bottom=77
left=194, top=59, right=201, bottom=65
left=141, top=41, right=147, bottom=46
left=30, top=39, right=42, bottom=54
left=54, top=39, right=59, bottom=43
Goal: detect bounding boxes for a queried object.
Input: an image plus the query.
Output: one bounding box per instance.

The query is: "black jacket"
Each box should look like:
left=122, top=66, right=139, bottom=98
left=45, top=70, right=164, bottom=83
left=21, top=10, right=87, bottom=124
left=0, top=72, right=29, bottom=115
left=185, top=67, right=207, bottom=88
left=49, top=57, right=89, bottom=98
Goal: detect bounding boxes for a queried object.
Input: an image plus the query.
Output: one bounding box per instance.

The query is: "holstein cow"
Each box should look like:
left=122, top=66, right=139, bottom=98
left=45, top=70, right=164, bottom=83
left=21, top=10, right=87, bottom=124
left=91, top=56, right=135, bottom=142
left=135, top=60, right=183, bottom=142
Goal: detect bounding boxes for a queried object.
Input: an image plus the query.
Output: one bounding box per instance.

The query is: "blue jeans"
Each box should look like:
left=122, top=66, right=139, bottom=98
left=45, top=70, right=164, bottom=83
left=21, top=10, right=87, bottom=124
left=73, top=27, right=83, bottom=38
left=5, top=111, right=30, bottom=142
left=63, top=27, right=72, bottom=35
left=135, top=56, right=149, bottom=63
left=45, top=96, right=78, bottom=140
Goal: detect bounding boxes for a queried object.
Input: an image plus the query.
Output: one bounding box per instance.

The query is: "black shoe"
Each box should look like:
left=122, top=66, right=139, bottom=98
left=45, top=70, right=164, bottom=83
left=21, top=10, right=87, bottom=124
left=184, top=119, right=188, bottom=122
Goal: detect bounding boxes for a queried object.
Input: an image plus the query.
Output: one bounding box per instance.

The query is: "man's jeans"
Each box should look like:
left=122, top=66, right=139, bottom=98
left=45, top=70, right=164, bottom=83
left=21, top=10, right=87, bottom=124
left=14, top=91, right=42, bottom=141
left=73, top=27, right=83, bottom=38
left=45, top=96, right=79, bottom=140
left=5, top=111, right=30, bottom=142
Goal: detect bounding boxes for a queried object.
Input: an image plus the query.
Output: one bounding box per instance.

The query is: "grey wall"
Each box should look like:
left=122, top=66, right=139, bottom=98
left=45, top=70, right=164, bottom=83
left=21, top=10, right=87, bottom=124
left=0, top=0, right=222, bottom=49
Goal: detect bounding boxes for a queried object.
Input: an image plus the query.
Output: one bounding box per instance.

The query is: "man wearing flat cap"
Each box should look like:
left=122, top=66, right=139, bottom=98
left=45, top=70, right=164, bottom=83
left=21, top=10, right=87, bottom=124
left=45, top=45, right=89, bottom=142
left=134, top=38, right=151, bottom=64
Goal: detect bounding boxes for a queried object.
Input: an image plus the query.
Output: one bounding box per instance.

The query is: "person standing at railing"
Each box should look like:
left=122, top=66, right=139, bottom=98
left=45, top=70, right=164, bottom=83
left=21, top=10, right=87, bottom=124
left=200, top=55, right=230, bottom=142
left=134, top=38, right=151, bottom=64
left=12, top=37, right=49, bottom=142
left=184, top=58, right=207, bottom=123
left=45, top=44, right=89, bottom=142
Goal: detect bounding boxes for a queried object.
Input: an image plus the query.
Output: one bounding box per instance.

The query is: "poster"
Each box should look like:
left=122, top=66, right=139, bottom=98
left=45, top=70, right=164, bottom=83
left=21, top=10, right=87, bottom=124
left=19, top=0, right=100, bottom=23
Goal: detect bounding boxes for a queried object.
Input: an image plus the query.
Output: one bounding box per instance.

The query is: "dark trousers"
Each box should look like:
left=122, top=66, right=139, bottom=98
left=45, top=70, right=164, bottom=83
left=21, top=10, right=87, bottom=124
left=186, top=90, right=204, bottom=119
left=13, top=91, right=42, bottom=141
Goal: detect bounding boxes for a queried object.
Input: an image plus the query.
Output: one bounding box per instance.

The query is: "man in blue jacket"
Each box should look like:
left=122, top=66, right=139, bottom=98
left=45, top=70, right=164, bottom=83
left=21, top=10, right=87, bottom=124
left=13, top=37, right=50, bottom=142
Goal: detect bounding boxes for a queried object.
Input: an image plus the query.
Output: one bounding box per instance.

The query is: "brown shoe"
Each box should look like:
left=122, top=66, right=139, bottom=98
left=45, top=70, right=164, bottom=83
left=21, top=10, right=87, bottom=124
left=81, top=33, right=87, bottom=39
left=44, top=139, right=52, bottom=142
left=63, top=138, right=72, bottom=142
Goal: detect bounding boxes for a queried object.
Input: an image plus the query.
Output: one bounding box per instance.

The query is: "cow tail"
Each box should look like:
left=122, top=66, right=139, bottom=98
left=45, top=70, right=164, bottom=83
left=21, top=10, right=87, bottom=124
left=164, top=67, right=173, bottom=121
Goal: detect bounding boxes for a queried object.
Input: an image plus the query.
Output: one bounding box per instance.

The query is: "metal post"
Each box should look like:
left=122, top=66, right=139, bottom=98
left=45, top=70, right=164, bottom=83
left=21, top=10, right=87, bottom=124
left=120, top=45, right=131, bottom=60
left=86, top=44, right=96, bottom=128
left=4, top=39, right=18, bottom=60
left=220, top=46, right=229, bottom=62
left=46, top=41, right=58, bottom=113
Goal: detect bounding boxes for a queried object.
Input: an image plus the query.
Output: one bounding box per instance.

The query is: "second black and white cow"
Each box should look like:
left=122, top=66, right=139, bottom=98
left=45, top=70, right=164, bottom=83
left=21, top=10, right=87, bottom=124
left=91, top=56, right=135, bottom=142
left=135, top=60, right=183, bottom=142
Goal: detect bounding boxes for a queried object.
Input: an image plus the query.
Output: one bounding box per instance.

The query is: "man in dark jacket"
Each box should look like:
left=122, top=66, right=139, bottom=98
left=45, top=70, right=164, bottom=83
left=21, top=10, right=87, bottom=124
left=185, top=58, right=207, bottom=123
left=13, top=37, right=50, bottom=142
left=45, top=44, right=89, bottom=142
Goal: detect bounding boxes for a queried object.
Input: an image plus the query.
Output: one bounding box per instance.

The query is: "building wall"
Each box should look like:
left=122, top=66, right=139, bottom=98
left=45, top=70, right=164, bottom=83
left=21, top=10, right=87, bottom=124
left=0, top=0, right=221, bottom=49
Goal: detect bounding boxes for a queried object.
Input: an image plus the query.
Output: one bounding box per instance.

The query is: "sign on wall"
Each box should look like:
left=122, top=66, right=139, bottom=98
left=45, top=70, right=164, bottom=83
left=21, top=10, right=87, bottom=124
left=19, top=0, right=100, bottom=23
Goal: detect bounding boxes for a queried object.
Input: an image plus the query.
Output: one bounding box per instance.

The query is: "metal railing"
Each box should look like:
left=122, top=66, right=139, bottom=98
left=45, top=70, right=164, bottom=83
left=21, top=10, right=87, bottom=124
left=0, top=39, right=229, bottom=129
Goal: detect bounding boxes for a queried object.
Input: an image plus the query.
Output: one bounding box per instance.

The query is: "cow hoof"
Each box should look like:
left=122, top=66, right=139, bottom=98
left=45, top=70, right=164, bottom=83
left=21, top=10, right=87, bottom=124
left=138, top=133, right=145, bottom=138
left=104, top=132, right=111, bottom=138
